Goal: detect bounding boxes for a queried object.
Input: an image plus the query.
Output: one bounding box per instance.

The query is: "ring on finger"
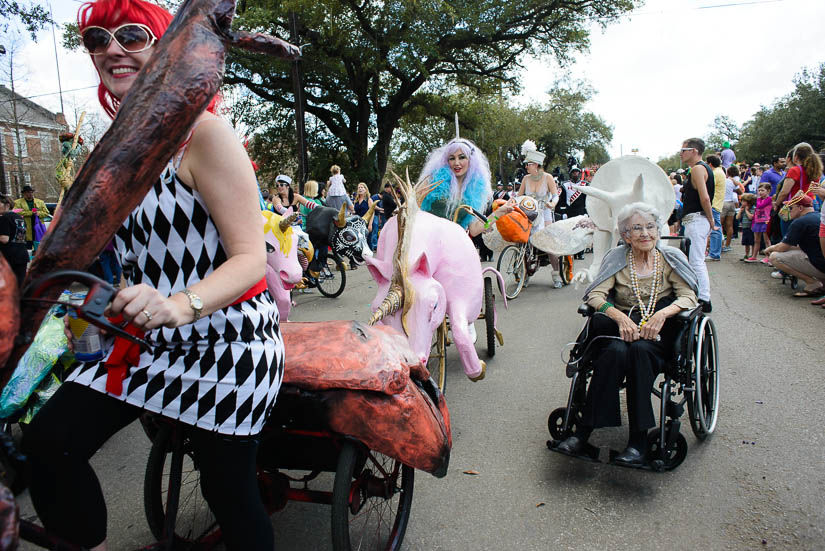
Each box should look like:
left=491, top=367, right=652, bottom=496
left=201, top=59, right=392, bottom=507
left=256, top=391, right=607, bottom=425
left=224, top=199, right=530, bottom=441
left=142, top=309, right=153, bottom=322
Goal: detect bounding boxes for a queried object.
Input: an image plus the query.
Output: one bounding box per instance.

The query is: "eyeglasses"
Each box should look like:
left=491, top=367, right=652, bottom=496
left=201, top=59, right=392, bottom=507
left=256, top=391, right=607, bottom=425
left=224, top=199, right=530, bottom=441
left=679, top=147, right=695, bottom=153
left=81, top=23, right=157, bottom=55
left=277, top=182, right=290, bottom=187
left=628, top=222, right=658, bottom=235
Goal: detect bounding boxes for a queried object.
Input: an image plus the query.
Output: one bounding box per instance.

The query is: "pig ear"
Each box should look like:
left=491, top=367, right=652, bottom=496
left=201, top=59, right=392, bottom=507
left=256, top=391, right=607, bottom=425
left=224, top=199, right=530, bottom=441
left=365, top=257, right=392, bottom=285
left=412, top=252, right=431, bottom=278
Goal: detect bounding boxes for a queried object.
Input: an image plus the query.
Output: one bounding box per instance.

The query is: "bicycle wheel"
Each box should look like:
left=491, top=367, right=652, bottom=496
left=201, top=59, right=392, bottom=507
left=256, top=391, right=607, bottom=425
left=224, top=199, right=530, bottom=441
left=144, top=424, right=220, bottom=547
left=497, top=244, right=525, bottom=299
left=331, top=442, right=414, bottom=551
left=484, top=277, right=495, bottom=358
left=317, top=254, right=347, bottom=298
left=427, top=319, right=447, bottom=393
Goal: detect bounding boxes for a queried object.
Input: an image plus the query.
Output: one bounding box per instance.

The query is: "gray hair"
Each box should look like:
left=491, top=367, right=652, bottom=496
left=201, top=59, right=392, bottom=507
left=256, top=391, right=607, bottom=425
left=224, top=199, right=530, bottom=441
left=616, top=202, right=662, bottom=236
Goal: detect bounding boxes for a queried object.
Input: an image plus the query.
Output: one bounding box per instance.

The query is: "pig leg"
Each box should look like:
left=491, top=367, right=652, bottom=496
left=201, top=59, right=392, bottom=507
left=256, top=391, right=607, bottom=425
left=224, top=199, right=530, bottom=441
left=447, top=307, right=485, bottom=381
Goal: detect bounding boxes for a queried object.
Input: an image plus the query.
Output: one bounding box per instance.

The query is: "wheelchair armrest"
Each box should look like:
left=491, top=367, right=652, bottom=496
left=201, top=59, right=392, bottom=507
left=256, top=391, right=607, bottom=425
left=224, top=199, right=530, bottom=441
left=577, top=303, right=595, bottom=317
left=674, top=306, right=702, bottom=324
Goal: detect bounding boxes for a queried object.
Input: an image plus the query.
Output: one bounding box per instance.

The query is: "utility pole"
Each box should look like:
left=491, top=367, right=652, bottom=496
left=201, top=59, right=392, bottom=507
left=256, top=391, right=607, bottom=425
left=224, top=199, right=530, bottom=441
left=7, top=50, right=26, bottom=193
left=0, top=45, right=7, bottom=196
left=49, top=1, right=64, bottom=114
left=289, top=12, right=308, bottom=193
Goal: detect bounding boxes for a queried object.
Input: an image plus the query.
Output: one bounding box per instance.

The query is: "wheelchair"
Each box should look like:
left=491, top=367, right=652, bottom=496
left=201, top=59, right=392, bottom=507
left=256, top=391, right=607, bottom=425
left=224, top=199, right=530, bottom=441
left=546, top=237, right=720, bottom=472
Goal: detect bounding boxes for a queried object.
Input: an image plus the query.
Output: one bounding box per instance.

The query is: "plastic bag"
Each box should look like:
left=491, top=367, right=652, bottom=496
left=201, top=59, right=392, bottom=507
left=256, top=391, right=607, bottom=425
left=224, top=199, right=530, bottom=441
left=33, top=214, right=47, bottom=243
left=0, top=302, right=69, bottom=419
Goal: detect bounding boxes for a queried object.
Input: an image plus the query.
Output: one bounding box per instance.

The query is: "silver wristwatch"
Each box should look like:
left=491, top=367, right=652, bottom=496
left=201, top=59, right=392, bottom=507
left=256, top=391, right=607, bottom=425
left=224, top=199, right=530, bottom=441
left=181, top=289, right=203, bottom=321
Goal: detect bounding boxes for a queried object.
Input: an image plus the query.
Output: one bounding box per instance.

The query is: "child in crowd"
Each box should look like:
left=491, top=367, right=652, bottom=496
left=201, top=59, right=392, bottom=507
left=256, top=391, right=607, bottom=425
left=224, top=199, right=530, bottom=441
left=738, top=193, right=756, bottom=261
left=747, top=183, right=772, bottom=263
left=325, top=165, right=354, bottom=213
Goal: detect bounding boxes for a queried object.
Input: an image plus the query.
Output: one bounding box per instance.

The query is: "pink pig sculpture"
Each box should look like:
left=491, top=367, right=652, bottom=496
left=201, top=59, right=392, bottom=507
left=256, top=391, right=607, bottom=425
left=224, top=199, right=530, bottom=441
left=262, top=210, right=303, bottom=320
left=366, top=177, right=500, bottom=381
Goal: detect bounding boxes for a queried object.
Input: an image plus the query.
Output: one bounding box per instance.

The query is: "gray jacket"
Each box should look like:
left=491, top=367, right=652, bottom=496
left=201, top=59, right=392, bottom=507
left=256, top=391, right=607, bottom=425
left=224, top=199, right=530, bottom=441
left=583, top=243, right=699, bottom=301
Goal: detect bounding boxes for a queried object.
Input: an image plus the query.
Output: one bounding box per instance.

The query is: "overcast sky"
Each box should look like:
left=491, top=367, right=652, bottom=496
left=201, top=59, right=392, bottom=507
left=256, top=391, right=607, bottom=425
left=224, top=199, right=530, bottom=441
left=4, top=0, right=824, bottom=163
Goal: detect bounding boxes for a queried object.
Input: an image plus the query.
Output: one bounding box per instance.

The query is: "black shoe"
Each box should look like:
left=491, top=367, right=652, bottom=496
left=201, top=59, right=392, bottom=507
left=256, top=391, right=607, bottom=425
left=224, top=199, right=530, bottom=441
left=613, top=446, right=646, bottom=466
left=698, top=299, right=712, bottom=313
left=556, top=435, right=587, bottom=455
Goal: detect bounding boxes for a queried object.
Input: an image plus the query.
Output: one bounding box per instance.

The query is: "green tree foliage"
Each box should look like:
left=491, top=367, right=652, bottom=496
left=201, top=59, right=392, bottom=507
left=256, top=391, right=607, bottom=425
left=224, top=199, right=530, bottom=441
left=706, top=63, right=825, bottom=163
left=392, top=79, right=612, bottom=183
left=225, top=0, right=637, bottom=189
left=704, top=114, right=740, bottom=154
left=1, top=0, right=51, bottom=38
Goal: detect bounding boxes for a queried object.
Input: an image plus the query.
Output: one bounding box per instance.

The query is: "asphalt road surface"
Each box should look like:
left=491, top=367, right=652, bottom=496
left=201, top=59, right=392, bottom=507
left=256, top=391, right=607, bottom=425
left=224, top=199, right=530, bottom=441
left=17, top=242, right=825, bottom=550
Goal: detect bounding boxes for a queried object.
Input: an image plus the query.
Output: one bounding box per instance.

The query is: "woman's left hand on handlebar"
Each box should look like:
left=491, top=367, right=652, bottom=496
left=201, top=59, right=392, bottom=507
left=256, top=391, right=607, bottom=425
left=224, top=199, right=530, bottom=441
left=639, top=311, right=666, bottom=340
left=107, top=283, right=188, bottom=330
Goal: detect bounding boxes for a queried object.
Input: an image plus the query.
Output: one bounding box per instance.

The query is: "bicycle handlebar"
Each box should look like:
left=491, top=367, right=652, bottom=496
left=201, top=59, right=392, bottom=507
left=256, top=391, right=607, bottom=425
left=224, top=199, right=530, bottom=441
left=22, top=270, right=152, bottom=352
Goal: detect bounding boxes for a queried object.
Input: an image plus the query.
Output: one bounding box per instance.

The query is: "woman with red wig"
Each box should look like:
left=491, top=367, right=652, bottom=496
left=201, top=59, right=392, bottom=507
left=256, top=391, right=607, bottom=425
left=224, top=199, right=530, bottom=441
left=22, top=1, right=280, bottom=549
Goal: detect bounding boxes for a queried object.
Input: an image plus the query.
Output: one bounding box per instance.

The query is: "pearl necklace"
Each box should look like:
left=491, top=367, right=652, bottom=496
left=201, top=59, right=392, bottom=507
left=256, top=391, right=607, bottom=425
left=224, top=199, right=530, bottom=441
left=627, top=249, right=662, bottom=326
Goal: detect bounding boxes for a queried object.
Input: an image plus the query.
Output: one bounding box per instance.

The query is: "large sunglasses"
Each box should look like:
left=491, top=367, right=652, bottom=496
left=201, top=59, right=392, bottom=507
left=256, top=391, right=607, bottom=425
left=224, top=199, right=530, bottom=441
left=82, top=23, right=157, bottom=55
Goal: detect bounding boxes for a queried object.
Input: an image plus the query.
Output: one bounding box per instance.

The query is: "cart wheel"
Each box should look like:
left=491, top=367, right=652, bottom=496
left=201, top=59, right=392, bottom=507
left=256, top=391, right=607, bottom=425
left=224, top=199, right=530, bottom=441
left=317, top=254, right=347, bottom=298
left=331, top=442, right=414, bottom=551
left=484, top=277, right=495, bottom=358
left=559, top=255, right=574, bottom=285
left=497, top=244, right=526, bottom=299
left=144, top=424, right=220, bottom=547
left=427, top=320, right=447, bottom=393
left=647, top=427, right=688, bottom=471
left=547, top=407, right=582, bottom=441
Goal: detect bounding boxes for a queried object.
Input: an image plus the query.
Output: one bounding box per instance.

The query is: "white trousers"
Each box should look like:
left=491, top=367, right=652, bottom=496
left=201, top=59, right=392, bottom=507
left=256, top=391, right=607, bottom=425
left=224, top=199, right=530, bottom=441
left=683, top=213, right=711, bottom=301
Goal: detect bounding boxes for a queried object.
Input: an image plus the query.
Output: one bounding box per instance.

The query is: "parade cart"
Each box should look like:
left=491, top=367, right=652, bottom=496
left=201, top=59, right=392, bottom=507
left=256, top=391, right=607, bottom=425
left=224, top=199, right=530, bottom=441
left=0, top=272, right=450, bottom=551
left=423, top=205, right=505, bottom=393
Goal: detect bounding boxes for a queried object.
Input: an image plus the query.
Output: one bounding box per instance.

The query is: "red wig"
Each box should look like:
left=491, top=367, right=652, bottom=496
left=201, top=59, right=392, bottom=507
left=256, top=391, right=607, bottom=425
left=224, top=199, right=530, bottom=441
left=78, top=0, right=219, bottom=118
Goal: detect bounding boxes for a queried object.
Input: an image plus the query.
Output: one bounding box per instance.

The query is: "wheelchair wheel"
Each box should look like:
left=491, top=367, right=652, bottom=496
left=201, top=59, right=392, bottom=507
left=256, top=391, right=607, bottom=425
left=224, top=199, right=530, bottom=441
left=144, top=424, right=220, bottom=546
left=331, top=442, right=414, bottom=551
left=647, top=427, right=687, bottom=471
left=547, top=407, right=583, bottom=441
left=484, top=277, right=495, bottom=358
left=687, top=316, right=720, bottom=440
left=317, top=254, right=346, bottom=298
left=497, top=245, right=526, bottom=299
left=427, top=319, right=447, bottom=393
left=559, top=255, right=574, bottom=285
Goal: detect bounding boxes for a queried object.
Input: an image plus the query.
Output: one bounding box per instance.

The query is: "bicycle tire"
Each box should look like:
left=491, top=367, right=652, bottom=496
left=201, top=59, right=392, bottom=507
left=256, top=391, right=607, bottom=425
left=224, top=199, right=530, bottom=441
left=317, top=254, right=347, bottom=298
left=331, top=442, right=414, bottom=551
left=497, top=245, right=526, bottom=299
left=484, top=277, right=495, bottom=358
left=144, top=424, right=220, bottom=546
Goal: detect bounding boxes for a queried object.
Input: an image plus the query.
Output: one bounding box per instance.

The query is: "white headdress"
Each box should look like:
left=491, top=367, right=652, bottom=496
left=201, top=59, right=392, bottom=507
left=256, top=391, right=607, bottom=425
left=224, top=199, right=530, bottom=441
left=521, top=140, right=546, bottom=166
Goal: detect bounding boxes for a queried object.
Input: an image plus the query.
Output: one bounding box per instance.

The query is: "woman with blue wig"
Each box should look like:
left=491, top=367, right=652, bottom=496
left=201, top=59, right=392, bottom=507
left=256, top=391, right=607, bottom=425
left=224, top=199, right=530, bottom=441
left=418, top=135, right=513, bottom=235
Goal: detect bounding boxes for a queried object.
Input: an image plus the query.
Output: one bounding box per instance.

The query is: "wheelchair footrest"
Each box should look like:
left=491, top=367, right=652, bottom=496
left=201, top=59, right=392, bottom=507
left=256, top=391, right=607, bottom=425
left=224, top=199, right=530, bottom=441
left=606, top=449, right=666, bottom=473
left=546, top=439, right=601, bottom=462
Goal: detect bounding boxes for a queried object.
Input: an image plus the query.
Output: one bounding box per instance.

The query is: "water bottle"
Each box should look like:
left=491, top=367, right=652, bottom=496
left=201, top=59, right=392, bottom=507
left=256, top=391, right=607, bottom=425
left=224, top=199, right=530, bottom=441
left=67, top=291, right=104, bottom=362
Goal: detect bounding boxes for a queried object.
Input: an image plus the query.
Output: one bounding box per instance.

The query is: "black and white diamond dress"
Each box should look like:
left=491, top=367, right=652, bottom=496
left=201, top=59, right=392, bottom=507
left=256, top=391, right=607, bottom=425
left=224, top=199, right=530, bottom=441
left=67, top=161, right=284, bottom=436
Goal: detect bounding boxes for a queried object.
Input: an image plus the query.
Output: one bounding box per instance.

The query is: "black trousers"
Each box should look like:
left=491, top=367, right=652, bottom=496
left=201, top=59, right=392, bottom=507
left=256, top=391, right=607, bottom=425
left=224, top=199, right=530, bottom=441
left=22, top=382, right=274, bottom=550
left=580, top=309, right=678, bottom=433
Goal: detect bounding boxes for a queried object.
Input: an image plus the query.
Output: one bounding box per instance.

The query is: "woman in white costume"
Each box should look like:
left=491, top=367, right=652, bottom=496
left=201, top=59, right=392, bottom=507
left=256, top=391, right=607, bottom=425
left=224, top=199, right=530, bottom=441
left=516, top=140, right=563, bottom=287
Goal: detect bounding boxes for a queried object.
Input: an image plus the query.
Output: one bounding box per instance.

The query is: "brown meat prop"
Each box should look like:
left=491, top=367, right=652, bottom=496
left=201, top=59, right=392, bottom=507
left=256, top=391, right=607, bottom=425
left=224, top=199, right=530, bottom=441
left=3, top=0, right=299, bottom=376
left=282, top=321, right=429, bottom=394
left=0, top=258, right=20, bottom=369
left=325, top=380, right=451, bottom=477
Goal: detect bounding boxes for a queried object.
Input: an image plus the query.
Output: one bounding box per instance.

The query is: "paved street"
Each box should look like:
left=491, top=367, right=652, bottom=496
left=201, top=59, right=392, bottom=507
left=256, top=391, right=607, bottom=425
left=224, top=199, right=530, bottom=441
left=18, top=242, right=825, bottom=550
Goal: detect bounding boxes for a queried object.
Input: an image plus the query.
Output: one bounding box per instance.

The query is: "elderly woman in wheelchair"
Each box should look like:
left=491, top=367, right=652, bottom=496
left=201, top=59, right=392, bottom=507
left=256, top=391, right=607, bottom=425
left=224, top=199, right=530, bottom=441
left=549, top=202, right=703, bottom=469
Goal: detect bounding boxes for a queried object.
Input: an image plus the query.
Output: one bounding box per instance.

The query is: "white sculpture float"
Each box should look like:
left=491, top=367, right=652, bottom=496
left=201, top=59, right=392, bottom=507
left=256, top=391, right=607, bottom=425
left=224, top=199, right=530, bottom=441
left=482, top=156, right=674, bottom=284
left=570, top=155, right=675, bottom=282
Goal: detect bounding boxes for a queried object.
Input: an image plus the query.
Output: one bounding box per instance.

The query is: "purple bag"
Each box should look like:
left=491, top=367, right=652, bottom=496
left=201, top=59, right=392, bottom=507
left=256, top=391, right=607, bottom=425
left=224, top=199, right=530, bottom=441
left=33, top=214, right=47, bottom=243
